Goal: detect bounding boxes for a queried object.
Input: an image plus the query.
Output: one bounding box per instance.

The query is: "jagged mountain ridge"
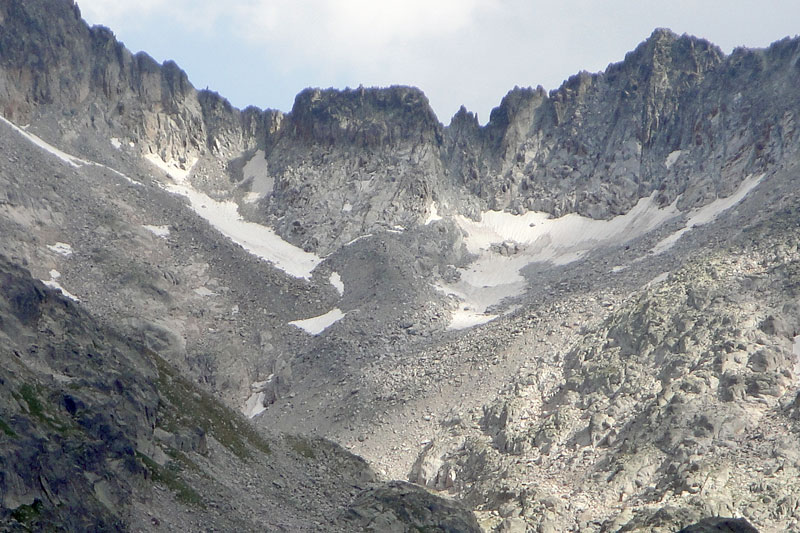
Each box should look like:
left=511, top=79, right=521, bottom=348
left=2, top=0, right=800, bottom=531
left=4, top=1, right=799, bottom=254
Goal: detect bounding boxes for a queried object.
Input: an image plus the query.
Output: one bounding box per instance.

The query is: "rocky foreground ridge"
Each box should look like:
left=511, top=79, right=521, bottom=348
left=2, top=0, right=800, bottom=531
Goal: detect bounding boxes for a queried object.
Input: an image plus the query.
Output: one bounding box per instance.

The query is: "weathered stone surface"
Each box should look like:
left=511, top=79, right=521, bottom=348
left=341, top=481, right=481, bottom=533
left=677, top=517, right=759, bottom=532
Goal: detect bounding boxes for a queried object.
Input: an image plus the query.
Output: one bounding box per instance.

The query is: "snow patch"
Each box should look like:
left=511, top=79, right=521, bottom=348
left=193, top=287, right=216, bottom=297
left=651, top=173, right=764, bottom=255
left=329, top=272, right=345, bottom=296
left=665, top=150, right=682, bottom=169
left=242, top=150, right=273, bottom=197
left=42, top=269, right=79, bottom=302
left=611, top=265, right=627, bottom=273
left=143, top=225, right=170, bottom=238
left=342, top=202, right=353, bottom=212
left=243, top=392, right=267, bottom=418
left=110, top=138, right=122, bottom=150
left=447, top=305, right=498, bottom=330
left=1, top=116, right=141, bottom=187
left=289, top=308, right=345, bottom=335
left=163, top=182, right=324, bottom=280
left=345, top=234, right=374, bottom=247
left=144, top=153, right=197, bottom=183
left=440, top=192, right=681, bottom=329
left=243, top=192, right=263, bottom=204
left=455, top=192, right=678, bottom=261
left=151, top=152, right=344, bottom=287
left=47, top=242, right=73, bottom=257
left=43, top=280, right=80, bottom=302
left=425, top=202, right=443, bottom=225
left=0, top=116, right=83, bottom=167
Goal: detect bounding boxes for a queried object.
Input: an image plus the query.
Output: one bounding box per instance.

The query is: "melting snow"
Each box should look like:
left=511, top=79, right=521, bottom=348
left=47, top=242, right=73, bottom=257
left=665, top=150, right=682, bottom=169
left=0, top=116, right=83, bottom=167
left=242, top=150, right=273, bottom=197
left=1, top=116, right=141, bottom=186
left=144, top=153, right=197, bottom=184
left=425, top=202, right=443, bottom=225
left=329, top=272, right=345, bottom=296
left=110, top=138, right=122, bottom=149
left=289, top=308, right=345, bottom=335
left=651, top=173, right=764, bottom=255
left=440, top=192, right=680, bottom=329
left=143, top=225, right=170, bottom=238
left=161, top=181, right=324, bottom=280
left=243, top=392, right=267, bottom=418
left=41, top=269, right=79, bottom=302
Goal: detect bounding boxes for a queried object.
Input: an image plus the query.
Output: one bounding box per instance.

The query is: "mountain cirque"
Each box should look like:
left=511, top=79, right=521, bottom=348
left=2, top=0, right=800, bottom=531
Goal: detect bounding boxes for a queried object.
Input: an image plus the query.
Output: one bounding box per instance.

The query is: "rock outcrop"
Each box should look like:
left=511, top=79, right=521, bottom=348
left=3, top=1, right=800, bottom=532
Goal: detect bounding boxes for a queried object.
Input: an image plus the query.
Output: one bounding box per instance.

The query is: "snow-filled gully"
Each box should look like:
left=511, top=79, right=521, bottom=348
left=438, top=174, right=764, bottom=330
left=1, top=115, right=346, bottom=339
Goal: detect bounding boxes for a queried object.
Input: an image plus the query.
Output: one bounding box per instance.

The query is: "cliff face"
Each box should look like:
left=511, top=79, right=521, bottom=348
left=448, top=30, right=800, bottom=219
left=4, top=2, right=800, bottom=531
left=2, top=2, right=799, bottom=254
left=259, top=86, right=448, bottom=252
left=0, top=0, right=279, bottom=175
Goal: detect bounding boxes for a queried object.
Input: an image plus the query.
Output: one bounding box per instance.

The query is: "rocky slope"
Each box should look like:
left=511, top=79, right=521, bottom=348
left=2, top=0, right=799, bottom=531
left=0, top=256, right=485, bottom=532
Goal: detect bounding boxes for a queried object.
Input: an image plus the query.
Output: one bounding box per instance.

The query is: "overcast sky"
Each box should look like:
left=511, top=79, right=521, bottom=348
left=76, top=0, right=800, bottom=124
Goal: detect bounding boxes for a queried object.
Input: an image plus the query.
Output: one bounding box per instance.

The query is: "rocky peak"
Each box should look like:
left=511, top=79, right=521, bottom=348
left=283, top=85, right=443, bottom=149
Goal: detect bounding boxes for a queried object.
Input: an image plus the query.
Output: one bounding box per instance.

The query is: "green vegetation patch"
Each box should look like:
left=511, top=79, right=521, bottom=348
left=137, top=452, right=205, bottom=508
left=16, top=383, right=74, bottom=433
left=10, top=499, right=43, bottom=524
left=19, top=384, right=45, bottom=421
left=285, top=435, right=316, bottom=459
left=0, top=417, right=17, bottom=437
left=152, top=354, right=271, bottom=460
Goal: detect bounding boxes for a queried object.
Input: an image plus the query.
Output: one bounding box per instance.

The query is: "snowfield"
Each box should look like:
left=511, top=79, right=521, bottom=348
left=47, top=242, right=74, bottom=257
left=442, top=176, right=764, bottom=330
left=143, top=225, right=170, bottom=238
left=650, top=173, right=764, bottom=255
left=289, top=308, right=346, bottom=335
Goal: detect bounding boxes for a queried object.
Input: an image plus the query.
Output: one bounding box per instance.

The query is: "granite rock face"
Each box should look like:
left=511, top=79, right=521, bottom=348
left=677, top=517, right=759, bottom=533
left=341, top=480, right=482, bottom=533
left=4, top=2, right=800, bottom=255
left=0, top=256, right=158, bottom=530
left=3, top=1, right=800, bottom=532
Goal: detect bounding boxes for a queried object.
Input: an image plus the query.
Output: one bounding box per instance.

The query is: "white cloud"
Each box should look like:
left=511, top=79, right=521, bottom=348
left=231, top=0, right=495, bottom=64
left=76, top=0, right=800, bottom=122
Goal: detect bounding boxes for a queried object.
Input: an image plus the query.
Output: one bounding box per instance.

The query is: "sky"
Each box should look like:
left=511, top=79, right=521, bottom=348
left=76, top=0, right=800, bottom=124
